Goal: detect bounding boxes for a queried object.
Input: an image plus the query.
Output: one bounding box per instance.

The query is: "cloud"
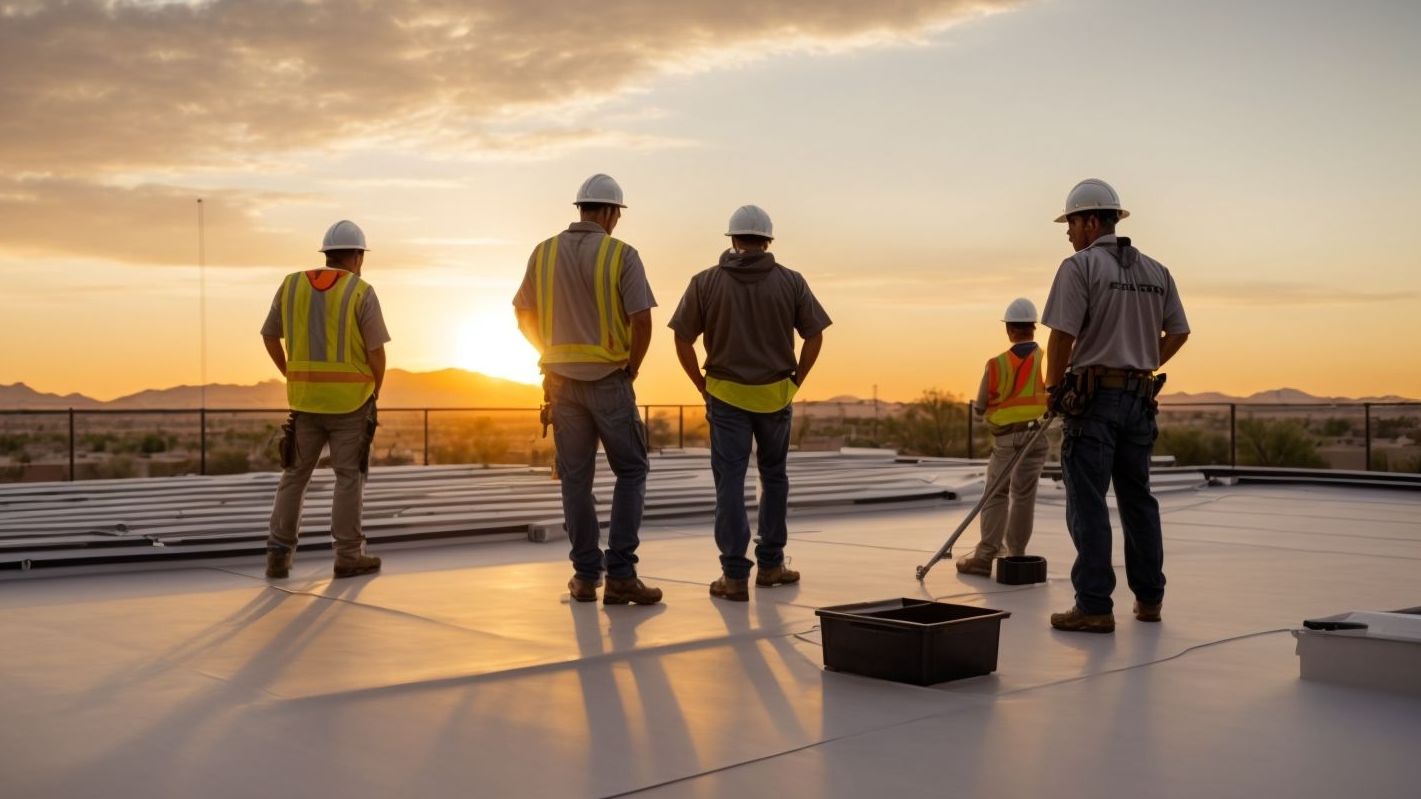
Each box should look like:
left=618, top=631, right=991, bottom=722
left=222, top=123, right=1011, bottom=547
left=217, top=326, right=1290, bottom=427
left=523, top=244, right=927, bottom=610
left=0, top=176, right=426, bottom=266
left=0, top=0, right=1016, bottom=173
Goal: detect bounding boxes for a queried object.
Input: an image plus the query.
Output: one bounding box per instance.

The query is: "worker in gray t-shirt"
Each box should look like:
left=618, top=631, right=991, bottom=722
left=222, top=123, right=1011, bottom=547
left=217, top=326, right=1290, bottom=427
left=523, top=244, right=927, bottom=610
left=668, top=205, right=831, bottom=602
left=1040, top=179, right=1190, bottom=634
left=513, top=174, right=662, bottom=607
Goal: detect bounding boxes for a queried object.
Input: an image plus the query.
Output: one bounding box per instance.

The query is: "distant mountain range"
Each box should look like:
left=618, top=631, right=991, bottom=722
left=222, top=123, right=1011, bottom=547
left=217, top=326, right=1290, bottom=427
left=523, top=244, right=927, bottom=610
left=1159, top=388, right=1418, bottom=405
left=0, top=377, right=1414, bottom=410
left=0, top=369, right=542, bottom=410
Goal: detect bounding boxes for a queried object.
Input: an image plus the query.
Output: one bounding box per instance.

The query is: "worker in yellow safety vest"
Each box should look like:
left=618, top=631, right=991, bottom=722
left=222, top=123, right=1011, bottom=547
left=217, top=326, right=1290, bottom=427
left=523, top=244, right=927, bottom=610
left=260, top=220, right=389, bottom=580
left=513, top=174, right=662, bottom=606
left=956, top=297, right=1051, bottom=577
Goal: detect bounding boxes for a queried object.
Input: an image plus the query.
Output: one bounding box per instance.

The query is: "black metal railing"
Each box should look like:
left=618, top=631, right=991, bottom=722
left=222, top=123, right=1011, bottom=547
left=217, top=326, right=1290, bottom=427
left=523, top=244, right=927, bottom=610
left=0, top=401, right=1417, bottom=482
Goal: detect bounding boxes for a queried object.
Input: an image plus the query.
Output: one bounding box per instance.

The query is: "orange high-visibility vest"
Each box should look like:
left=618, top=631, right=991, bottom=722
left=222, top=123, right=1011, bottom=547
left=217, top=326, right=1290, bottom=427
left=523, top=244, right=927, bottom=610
left=533, top=234, right=631, bottom=366
left=279, top=269, right=376, bottom=414
left=986, top=346, right=1048, bottom=427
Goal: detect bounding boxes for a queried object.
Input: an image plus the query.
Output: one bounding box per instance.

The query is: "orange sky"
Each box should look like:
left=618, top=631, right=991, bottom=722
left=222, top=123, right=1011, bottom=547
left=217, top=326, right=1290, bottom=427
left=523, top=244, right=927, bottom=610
left=2, top=0, right=1419, bottom=403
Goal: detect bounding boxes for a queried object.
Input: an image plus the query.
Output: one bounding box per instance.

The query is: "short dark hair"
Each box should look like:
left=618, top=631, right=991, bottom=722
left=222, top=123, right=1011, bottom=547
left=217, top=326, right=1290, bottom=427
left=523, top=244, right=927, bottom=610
left=325, top=249, right=362, bottom=267
left=577, top=202, right=619, bottom=214
left=730, top=234, right=772, bottom=248
left=1069, top=209, right=1119, bottom=228
left=1006, top=322, right=1036, bottom=337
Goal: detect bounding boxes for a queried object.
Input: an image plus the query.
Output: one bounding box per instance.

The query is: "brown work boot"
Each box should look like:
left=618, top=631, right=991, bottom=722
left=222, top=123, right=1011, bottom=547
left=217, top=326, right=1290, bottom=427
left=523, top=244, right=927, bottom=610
left=756, top=564, right=800, bottom=587
left=265, top=550, right=292, bottom=579
left=333, top=553, right=382, bottom=579
left=603, top=577, right=662, bottom=606
left=1134, top=600, right=1163, bottom=622
left=568, top=575, right=601, bottom=603
left=710, top=575, right=750, bottom=601
left=955, top=556, right=992, bottom=577
left=1050, top=606, right=1116, bottom=634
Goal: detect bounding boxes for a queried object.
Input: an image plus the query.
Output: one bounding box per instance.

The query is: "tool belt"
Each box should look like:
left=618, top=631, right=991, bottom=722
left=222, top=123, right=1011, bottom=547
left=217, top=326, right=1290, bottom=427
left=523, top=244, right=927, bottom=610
left=1087, top=366, right=1155, bottom=396
left=1053, top=368, right=1167, bottom=417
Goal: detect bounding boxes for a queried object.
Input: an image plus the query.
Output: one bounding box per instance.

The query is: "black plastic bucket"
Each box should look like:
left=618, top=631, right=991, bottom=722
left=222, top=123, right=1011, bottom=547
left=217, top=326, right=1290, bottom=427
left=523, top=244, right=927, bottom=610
left=815, top=598, right=1011, bottom=685
left=995, top=555, right=1047, bottom=585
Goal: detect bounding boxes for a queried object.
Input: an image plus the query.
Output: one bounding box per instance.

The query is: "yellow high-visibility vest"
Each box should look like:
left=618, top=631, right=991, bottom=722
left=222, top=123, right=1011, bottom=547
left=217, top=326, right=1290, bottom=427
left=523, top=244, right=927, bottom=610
left=986, top=346, right=1048, bottom=427
left=534, top=234, right=631, bottom=366
left=279, top=269, right=376, bottom=414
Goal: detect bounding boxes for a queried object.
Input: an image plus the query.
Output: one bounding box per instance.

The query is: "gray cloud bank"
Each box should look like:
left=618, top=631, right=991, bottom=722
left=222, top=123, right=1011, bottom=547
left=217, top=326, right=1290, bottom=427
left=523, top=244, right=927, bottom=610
left=0, top=0, right=1014, bottom=174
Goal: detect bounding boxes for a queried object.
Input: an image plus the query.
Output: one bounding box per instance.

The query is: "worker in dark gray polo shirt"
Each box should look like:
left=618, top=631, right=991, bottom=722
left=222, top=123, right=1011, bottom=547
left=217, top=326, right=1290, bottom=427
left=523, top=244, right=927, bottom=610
left=1041, top=178, right=1190, bottom=633
left=669, top=205, right=832, bottom=602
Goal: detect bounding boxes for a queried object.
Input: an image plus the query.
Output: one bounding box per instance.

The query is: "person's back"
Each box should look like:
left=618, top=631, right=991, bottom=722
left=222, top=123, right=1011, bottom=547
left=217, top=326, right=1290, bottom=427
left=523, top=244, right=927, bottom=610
left=669, top=205, right=831, bottom=601
left=513, top=173, right=662, bottom=607
left=260, top=220, right=389, bottom=581
left=957, top=299, right=1050, bottom=576
left=1041, top=178, right=1190, bottom=633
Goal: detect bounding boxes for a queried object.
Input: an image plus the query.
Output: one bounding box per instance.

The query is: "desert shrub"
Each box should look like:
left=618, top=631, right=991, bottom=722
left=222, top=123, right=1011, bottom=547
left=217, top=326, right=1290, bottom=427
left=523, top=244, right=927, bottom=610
left=1236, top=418, right=1326, bottom=468
left=1156, top=427, right=1230, bottom=466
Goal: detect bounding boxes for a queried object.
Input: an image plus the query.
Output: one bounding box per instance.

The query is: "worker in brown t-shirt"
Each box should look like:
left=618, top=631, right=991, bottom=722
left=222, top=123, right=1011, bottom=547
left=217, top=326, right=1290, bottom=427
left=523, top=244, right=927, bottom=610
left=668, top=205, right=832, bottom=601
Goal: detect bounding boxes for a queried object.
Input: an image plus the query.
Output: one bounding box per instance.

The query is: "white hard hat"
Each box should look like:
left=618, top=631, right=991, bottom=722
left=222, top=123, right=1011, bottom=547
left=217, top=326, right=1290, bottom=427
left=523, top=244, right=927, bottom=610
left=1002, top=297, right=1038, bottom=324
left=1054, top=178, right=1130, bottom=223
left=725, top=205, right=774, bottom=238
left=319, top=220, right=368, bottom=252
left=574, top=173, right=626, bottom=207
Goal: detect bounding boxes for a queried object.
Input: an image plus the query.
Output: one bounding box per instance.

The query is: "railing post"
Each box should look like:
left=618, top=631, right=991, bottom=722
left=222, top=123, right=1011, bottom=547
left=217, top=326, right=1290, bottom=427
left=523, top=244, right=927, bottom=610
left=423, top=409, right=430, bottom=466
left=199, top=408, right=207, bottom=476
left=1229, top=404, right=1237, bottom=467
left=1364, top=402, right=1372, bottom=471
left=68, top=408, right=75, bottom=482
left=965, top=401, right=974, bottom=459
left=678, top=405, right=684, bottom=449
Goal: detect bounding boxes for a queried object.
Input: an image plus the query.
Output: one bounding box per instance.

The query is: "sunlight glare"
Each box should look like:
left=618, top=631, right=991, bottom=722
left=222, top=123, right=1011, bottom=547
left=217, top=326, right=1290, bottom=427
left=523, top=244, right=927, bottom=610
left=454, top=313, right=541, bottom=385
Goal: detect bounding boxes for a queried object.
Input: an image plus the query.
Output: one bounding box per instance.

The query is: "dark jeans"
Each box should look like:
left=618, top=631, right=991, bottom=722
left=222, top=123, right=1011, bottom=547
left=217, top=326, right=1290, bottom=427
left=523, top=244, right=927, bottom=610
left=550, top=371, right=648, bottom=581
left=706, top=395, right=793, bottom=580
left=1060, top=387, right=1165, bottom=615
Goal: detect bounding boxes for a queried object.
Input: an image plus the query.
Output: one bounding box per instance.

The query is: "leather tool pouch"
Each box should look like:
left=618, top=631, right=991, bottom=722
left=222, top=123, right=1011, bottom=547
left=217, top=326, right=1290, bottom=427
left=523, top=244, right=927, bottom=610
left=279, top=413, right=298, bottom=469
left=359, top=402, right=378, bottom=475
left=1055, top=370, right=1094, bottom=418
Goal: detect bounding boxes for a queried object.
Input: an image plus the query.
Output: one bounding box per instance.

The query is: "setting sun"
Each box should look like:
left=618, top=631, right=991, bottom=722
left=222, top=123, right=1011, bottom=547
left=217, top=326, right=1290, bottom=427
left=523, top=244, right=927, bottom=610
left=454, top=314, right=541, bottom=385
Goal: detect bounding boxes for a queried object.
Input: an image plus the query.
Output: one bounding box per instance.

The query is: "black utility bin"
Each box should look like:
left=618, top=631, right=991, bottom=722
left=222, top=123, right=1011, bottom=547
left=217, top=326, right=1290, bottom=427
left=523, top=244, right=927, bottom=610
left=815, top=598, right=1011, bottom=686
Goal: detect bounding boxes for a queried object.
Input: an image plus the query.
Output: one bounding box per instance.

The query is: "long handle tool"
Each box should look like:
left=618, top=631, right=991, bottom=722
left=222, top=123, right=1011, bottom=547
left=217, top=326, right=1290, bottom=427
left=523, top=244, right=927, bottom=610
left=915, top=413, right=1058, bottom=581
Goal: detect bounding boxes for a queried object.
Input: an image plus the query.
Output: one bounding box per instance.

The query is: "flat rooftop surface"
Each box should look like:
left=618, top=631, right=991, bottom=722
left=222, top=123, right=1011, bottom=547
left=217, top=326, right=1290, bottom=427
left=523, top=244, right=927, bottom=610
left=2, top=477, right=1418, bottom=797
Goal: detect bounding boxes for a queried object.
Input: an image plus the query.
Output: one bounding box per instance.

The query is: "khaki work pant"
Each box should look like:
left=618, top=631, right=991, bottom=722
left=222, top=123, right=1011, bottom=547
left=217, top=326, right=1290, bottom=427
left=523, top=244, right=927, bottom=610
left=267, top=400, right=375, bottom=562
left=972, top=426, right=1050, bottom=560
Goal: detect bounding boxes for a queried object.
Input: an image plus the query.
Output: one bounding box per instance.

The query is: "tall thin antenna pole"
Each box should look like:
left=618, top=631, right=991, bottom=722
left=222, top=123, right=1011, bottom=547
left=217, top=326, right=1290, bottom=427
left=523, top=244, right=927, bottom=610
left=197, top=198, right=207, bottom=410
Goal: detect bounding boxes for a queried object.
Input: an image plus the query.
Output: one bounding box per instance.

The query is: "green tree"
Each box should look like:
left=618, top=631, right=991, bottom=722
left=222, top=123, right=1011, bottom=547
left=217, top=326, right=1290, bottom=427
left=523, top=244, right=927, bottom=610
left=1156, top=427, right=1230, bottom=466
left=887, top=389, right=969, bottom=457
left=1236, top=418, right=1326, bottom=468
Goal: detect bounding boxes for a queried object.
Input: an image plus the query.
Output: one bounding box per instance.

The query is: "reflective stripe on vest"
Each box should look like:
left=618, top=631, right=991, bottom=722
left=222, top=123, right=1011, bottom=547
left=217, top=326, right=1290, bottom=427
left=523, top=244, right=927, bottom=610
left=535, top=233, right=631, bottom=365
left=279, top=269, right=376, bottom=414
left=986, top=346, right=1047, bottom=427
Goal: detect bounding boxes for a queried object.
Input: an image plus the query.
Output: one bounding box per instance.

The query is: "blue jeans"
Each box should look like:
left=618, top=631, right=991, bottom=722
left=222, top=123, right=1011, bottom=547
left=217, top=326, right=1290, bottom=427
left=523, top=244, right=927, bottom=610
left=549, top=371, right=648, bottom=581
left=706, top=395, right=793, bottom=580
left=1060, top=387, right=1165, bottom=615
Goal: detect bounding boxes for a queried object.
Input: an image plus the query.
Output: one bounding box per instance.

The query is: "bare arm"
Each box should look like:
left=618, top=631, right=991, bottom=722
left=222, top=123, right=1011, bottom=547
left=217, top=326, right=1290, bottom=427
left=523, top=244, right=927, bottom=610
left=515, top=307, right=543, bottom=353
left=795, top=333, right=824, bottom=386
left=1159, top=332, right=1189, bottom=367
left=367, top=346, right=386, bottom=399
left=673, top=337, right=706, bottom=394
left=263, top=335, right=287, bottom=377
left=1045, top=328, right=1076, bottom=388
left=627, top=309, right=652, bottom=379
